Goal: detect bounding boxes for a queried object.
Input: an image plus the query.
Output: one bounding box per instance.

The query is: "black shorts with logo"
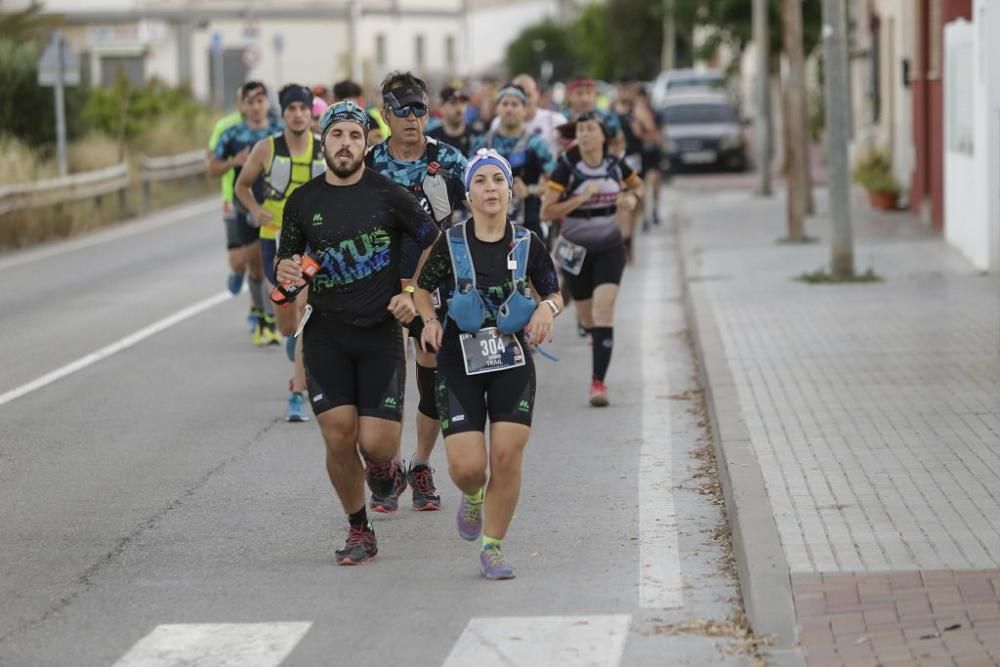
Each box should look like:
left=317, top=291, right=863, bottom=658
left=435, top=344, right=535, bottom=437
left=302, top=314, right=405, bottom=420
left=561, top=243, right=627, bottom=301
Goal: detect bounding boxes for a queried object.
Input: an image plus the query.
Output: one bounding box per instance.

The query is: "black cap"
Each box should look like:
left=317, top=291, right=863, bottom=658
left=440, top=87, right=468, bottom=103
left=279, top=84, right=313, bottom=111
left=385, top=85, right=428, bottom=109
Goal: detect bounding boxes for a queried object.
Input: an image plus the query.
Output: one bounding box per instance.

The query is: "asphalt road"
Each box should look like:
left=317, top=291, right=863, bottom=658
left=0, top=196, right=748, bottom=666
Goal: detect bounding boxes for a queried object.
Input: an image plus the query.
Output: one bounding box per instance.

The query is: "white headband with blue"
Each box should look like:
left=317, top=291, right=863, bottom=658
left=464, top=149, right=513, bottom=191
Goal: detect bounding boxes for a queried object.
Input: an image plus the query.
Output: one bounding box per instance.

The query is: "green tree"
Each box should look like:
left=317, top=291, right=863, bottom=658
left=572, top=3, right=614, bottom=80
left=505, top=22, right=580, bottom=82
left=0, top=0, right=61, bottom=41
left=603, top=0, right=666, bottom=79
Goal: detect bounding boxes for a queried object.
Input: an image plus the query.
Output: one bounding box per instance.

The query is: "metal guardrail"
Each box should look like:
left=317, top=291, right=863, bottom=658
left=0, top=150, right=208, bottom=217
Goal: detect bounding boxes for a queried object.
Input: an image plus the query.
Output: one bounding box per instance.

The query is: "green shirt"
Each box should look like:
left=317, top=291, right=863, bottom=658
left=208, top=111, right=243, bottom=203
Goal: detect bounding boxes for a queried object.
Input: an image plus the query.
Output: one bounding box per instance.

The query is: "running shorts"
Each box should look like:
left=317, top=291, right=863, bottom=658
left=224, top=203, right=259, bottom=250
left=561, top=243, right=627, bottom=302
left=435, top=349, right=535, bottom=437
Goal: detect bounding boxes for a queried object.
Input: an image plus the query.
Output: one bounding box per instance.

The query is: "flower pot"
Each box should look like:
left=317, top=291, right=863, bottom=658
left=867, top=189, right=899, bottom=211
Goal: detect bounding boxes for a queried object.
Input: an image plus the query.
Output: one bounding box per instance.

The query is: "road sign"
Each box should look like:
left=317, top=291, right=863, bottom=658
left=37, top=33, right=80, bottom=87
left=241, top=45, right=260, bottom=69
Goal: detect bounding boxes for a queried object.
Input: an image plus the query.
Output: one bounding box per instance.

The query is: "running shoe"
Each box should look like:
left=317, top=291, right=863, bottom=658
left=407, top=464, right=441, bottom=511
left=456, top=494, right=483, bottom=541
left=367, top=460, right=407, bottom=513
left=335, top=525, right=378, bottom=565
left=286, top=391, right=308, bottom=422
left=227, top=271, right=245, bottom=295
left=262, top=314, right=282, bottom=345
left=251, top=311, right=268, bottom=347
left=479, top=545, right=515, bottom=580
left=589, top=378, right=609, bottom=407
left=577, top=320, right=588, bottom=338
left=285, top=336, right=296, bottom=362
left=248, top=307, right=262, bottom=335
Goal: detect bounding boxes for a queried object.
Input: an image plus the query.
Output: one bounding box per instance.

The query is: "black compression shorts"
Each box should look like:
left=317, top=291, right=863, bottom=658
left=224, top=206, right=259, bottom=250
left=435, top=351, right=535, bottom=437
left=561, top=243, right=627, bottom=301
left=302, top=314, right=405, bottom=420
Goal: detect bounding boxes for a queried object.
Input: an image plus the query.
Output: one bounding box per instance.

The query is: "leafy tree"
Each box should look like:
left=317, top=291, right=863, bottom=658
left=0, top=0, right=61, bottom=41
left=572, top=3, right=614, bottom=80
left=603, top=0, right=666, bottom=80
left=505, top=21, right=581, bottom=82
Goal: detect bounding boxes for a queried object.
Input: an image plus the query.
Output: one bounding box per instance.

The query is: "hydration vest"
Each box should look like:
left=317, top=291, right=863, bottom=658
left=260, top=133, right=326, bottom=240
left=445, top=221, right=535, bottom=335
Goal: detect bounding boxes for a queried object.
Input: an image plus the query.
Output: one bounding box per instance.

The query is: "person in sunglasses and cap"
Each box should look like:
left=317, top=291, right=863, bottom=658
left=364, top=71, right=469, bottom=515
left=425, top=86, right=475, bottom=156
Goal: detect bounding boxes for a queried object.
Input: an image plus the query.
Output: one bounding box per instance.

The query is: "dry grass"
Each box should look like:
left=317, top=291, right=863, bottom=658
left=0, top=136, right=56, bottom=184
left=68, top=132, right=124, bottom=172
left=138, top=110, right=218, bottom=156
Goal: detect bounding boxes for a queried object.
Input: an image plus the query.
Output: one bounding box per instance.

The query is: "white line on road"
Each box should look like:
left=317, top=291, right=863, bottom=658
left=639, top=236, right=684, bottom=609
left=0, top=198, right=216, bottom=273
left=0, top=290, right=232, bottom=409
left=111, top=622, right=312, bottom=667
left=442, top=615, right=631, bottom=667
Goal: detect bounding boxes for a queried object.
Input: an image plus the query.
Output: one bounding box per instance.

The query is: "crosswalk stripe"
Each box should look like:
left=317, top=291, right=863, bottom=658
left=639, top=235, right=684, bottom=609
left=111, top=622, right=312, bottom=667
left=442, top=615, right=631, bottom=667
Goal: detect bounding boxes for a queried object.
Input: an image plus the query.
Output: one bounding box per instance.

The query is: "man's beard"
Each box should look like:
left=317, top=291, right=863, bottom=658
left=326, top=151, right=364, bottom=177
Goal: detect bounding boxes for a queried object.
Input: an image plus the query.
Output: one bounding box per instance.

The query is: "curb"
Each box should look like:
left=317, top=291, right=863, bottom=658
left=671, top=208, right=805, bottom=666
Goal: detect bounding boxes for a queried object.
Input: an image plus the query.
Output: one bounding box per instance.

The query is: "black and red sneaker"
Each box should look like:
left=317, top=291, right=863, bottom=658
left=335, top=525, right=378, bottom=565
left=367, top=460, right=407, bottom=513
left=407, top=464, right=442, bottom=511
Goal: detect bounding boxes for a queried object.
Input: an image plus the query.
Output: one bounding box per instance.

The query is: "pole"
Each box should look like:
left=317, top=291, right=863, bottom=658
left=54, top=32, right=68, bottom=177
left=781, top=0, right=809, bottom=239
left=212, top=47, right=224, bottom=109
left=822, top=0, right=855, bottom=276
left=661, top=0, right=675, bottom=72
left=753, top=0, right=772, bottom=196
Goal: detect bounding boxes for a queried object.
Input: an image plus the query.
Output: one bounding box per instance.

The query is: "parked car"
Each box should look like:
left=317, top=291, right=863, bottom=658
left=650, top=69, right=726, bottom=109
left=660, top=92, right=747, bottom=172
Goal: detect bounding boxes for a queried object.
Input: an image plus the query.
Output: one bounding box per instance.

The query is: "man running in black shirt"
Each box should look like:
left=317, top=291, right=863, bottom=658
left=426, top=86, right=474, bottom=156
left=275, top=101, right=439, bottom=565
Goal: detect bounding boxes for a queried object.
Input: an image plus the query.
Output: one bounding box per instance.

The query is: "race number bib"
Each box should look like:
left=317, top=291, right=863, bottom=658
left=553, top=237, right=587, bottom=275
left=459, top=327, right=526, bottom=376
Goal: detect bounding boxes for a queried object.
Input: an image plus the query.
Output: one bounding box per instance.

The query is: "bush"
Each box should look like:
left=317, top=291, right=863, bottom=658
left=852, top=147, right=900, bottom=194
left=0, top=135, right=55, bottom=184
left=81, top=77, right=207, bottom=143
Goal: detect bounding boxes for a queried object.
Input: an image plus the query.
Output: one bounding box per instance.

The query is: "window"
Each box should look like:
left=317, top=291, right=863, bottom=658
left=376, top=34, right=386, bottom=66
left=415, top=34, right=424, bottom=68
left=445, top=35, right=455, bottom=68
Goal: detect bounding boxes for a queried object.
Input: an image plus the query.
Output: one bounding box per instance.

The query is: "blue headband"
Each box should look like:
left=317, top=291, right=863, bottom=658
left=320, top=100, right=371, bottom=138
left=465, top=149, right=513, bottom=191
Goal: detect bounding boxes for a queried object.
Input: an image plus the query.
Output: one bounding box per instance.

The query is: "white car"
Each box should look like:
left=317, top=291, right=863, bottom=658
left=660, top=92, right=747, bottom=172
left=650, top=69, right=726, bottom=109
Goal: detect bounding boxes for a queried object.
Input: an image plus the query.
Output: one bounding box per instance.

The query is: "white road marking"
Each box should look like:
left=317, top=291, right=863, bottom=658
left=442, top=615, right=631, bottom=667
left=639, top=235, right=684, bottom=609
left=111, top=622, right=311, bottom=667
left=0, top=198, right=216, bottom=272
left=0, top=290, right=231, bottom=408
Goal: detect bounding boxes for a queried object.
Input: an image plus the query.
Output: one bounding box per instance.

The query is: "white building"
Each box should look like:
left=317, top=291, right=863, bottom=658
left=13, top=0, right=566, bottom=104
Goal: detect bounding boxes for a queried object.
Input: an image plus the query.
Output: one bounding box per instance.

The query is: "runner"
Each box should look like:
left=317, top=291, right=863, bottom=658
left=235, top=84, right=326, bottom=422
left=636, top=85, right=666, bottom=227
left=611, top=78, right=655, bottom=236
left=562, top=78, right=625, bottom=157
left=425, top=87, right=474, bottom=156
left=311, top=96, right=328, bottom=134
left=206, top=87, right=245, bottom=297
left=489, top=74, right=566, bottom=159
left=274, top=101, right=439, bottom=565
left=472, top=83, right=556, bottom=240
left=365, top=71, right=468, bottom=513
left=414, top=149, right=561, bottom=579
left=209, top=80, right=283, bottom=346
left=540, top=111, right=643, bottom=406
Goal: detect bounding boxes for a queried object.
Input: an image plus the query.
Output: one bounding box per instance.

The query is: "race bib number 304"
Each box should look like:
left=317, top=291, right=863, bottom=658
left=459, top=327, right=526, bottom=376
left=553, top=237, right=587, bottom=276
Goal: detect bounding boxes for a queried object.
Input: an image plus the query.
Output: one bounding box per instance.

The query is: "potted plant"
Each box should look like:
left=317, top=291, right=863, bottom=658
left=852, top=148, right=901, bottom=210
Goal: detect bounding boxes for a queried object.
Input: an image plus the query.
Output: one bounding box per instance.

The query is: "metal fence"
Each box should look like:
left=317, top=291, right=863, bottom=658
left=0, top=150, right=208, bottom=217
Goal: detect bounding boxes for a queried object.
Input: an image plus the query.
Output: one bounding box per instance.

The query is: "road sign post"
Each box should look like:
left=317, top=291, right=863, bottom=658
left=37, top=31, right=80, bottom=177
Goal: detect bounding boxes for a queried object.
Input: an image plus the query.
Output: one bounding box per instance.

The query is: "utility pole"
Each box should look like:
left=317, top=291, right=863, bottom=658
left=753, top=0, right=772, bottom=196
left=661, top=0, right=675, bottom=72
left=781, top=0, right=809, bottom=240
left=822, top=0, right=855, bottom=276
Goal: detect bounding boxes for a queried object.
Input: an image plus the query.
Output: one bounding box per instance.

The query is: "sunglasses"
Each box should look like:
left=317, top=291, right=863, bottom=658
left=389, top=104, right=428, bottom=118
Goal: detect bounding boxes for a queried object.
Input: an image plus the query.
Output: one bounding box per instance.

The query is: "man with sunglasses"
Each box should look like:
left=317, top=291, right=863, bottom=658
left=364, top=71, right=468, bottom=514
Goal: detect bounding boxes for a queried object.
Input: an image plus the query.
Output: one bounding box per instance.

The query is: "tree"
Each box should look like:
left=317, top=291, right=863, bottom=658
left=0, top=0, right=61, bottom=41
left=572, top=3, right=614, bottom=80
left=505, top=22, right=580, bottom=83
left=604, top=0, right=665, bottom=79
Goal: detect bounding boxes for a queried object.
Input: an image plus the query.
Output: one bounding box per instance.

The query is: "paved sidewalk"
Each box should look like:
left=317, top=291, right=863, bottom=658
left=672, top=185, right=1000, bottom=666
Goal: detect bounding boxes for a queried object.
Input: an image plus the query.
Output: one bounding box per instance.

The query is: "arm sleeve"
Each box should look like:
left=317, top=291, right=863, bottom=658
left=526, top=232, right=559, bottom=296
left=547, top=161, right=571, bottom=193
left=389, top=184, right=439, bottom=250
left=276, top=189, right=307, bottom=261
left=416, top=234, right=452, bottom=291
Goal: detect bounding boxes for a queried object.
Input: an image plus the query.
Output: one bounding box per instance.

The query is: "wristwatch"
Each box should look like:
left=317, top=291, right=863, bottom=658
left=541, top=299, right=560, bottom=316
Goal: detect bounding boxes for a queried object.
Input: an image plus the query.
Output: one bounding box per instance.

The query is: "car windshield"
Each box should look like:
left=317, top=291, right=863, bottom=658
left=662, top=104, right=737, bottom=125
left=666, top=77, right=724, bottom=91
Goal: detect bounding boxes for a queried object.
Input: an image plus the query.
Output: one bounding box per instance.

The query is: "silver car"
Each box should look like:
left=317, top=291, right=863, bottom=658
left=660, top=92, right=747, bottom=172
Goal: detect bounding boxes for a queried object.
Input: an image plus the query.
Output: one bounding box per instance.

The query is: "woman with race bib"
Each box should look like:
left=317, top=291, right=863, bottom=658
left=414, top=149, right=562, bottom=580
left=540, top=111, right=643, bottom=407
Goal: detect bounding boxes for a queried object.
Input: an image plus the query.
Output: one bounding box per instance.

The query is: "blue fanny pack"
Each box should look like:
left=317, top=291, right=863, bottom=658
left=446, top=220, right=536, bottom=335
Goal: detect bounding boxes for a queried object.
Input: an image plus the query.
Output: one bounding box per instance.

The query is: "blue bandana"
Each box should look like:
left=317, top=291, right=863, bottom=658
left=464, top=149, right=513, bottom=191
left=320, top=100, right=370, bottom=138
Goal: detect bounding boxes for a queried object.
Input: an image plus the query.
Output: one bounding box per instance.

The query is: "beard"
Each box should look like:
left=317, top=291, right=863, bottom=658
left=325, top=151, right=364, bottom=178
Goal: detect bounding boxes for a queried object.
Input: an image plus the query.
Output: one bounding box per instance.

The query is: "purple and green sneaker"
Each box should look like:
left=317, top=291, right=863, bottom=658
left=457, top=494, right=482, bottom=541
left=480, top=545, right=515, bottom=580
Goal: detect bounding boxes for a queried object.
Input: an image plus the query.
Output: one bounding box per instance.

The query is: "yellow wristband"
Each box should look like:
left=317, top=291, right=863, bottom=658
left=403, top=285, right=416, bottom=294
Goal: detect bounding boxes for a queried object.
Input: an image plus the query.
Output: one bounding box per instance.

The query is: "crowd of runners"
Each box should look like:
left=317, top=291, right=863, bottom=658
left=206, top=71, right=668, bottom=577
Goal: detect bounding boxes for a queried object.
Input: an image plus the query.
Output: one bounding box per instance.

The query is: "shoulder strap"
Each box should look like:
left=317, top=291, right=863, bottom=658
left=272, top=133, right=290, bottom=158
left=446, top=222, right=475, bottom=294
left=311, top=136, right=323, bottom=160
left=425, top=136, right=440, bottom=166
left=509, top=224, right=530, bottom=290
